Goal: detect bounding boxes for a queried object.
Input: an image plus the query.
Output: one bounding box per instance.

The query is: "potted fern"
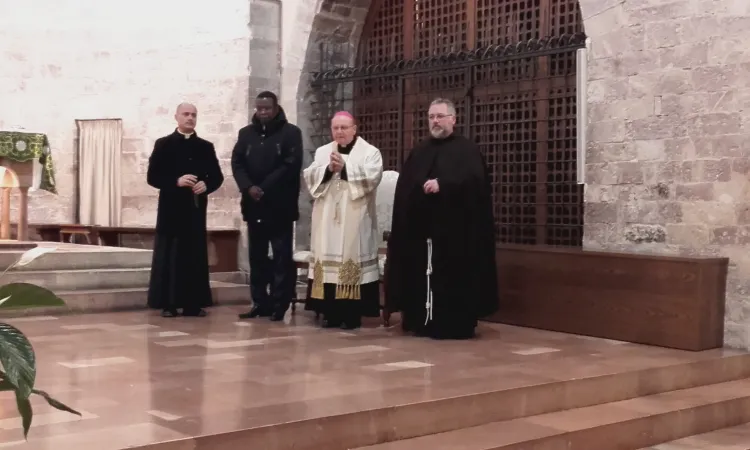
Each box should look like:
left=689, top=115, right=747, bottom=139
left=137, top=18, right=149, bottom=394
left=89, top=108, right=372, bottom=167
left=0, top=245, right=80, bottom=438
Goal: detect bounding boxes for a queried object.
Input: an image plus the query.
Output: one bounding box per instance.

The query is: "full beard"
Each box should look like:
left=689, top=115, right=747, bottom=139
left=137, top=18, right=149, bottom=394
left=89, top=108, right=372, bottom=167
left=430, top=127, right=447, bottom=138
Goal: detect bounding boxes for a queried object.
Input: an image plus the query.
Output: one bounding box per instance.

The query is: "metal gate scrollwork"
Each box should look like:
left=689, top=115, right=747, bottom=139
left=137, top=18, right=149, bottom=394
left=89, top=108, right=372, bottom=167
left=309, top=0, right=586, bottom=247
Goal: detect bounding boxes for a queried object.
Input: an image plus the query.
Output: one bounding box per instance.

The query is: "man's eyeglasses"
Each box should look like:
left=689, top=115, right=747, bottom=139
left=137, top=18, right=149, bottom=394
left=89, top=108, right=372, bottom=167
left=428, top=114, right=453, bottom=121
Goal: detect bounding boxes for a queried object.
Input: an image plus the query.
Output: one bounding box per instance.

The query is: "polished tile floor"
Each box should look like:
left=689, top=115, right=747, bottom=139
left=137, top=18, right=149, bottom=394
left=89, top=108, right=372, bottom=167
left=0, top=306, right=741, bottom=449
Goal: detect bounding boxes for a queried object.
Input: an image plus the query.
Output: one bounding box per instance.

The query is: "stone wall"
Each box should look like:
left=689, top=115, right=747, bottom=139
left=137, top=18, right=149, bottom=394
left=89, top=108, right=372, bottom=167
left=578, top=0, right=750, bottom=348
left=281, top=0, right=370, bottom=251
left=0, top=0, right=252, bottom=230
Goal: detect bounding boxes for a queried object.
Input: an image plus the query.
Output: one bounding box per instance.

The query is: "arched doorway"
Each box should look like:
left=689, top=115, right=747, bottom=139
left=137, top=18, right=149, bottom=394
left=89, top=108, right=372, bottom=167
left=310, top=0, right=586, bottom=247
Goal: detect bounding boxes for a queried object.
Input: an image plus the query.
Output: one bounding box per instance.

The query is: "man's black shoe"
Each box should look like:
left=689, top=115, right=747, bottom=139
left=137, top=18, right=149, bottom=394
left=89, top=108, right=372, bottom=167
left=238, top=305, right=271, bottom=319
left=269, top=310, right=286, bottom=322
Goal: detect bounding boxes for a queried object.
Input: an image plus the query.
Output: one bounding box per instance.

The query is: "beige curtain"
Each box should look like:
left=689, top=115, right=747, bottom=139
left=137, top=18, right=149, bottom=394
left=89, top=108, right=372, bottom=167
left=76, top=119, right=123, bottom=226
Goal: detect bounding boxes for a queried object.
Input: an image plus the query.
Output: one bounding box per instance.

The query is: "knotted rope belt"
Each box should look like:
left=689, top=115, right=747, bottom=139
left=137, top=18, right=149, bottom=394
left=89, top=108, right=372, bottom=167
left=425, top=238, right=434, bottom=325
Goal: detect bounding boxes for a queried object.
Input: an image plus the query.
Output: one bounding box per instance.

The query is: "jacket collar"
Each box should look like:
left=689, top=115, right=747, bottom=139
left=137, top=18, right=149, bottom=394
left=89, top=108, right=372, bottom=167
left=251, top=106, right=288, bottom=136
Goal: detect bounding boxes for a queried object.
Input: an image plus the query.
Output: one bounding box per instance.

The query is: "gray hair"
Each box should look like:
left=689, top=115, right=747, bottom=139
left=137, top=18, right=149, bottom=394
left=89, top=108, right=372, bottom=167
left=429, top=98, right=456, bottom=116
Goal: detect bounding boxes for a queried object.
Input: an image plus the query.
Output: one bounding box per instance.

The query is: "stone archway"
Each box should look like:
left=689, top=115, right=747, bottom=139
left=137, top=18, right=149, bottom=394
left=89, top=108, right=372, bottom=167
left=288, top=0, right=372, bottom=249
left=295, top=0, right=369, bottom=148
left=290, top=0, right=622, bottom=144
left=289, top=0, right=631, bottom=159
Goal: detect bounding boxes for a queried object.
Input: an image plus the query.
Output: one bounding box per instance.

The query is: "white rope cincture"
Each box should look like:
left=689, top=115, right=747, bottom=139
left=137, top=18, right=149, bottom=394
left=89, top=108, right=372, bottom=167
left=425, top=238, right=434, bottom=325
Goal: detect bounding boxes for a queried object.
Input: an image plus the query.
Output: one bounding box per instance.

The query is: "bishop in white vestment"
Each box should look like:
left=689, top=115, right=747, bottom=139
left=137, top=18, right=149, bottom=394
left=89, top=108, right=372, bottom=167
left=303, top=111, right=384, bottom=329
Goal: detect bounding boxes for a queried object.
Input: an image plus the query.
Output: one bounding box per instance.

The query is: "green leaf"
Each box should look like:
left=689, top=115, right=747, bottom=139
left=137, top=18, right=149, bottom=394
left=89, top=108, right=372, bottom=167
left=15, top=390, right=32, bottom=439
left=1, top=370, right=80, bottom=437
left=32, top=389, right=81, bottom=416
left=0, top=283, right=65, bottom=309
left=0, top=323, right=35, bottom=399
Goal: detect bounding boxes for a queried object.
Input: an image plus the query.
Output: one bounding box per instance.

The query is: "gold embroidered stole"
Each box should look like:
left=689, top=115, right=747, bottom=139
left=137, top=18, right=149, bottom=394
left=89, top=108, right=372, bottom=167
left=310, top=143, right=370, bottom=300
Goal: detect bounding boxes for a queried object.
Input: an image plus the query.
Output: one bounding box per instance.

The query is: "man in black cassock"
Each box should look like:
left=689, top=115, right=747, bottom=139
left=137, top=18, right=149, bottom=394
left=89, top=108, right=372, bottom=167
left=385, top=98, right=498, bottom=340
left=232, top=91, right=303, bottom=322
left=146, top=103, right=224, bottom=318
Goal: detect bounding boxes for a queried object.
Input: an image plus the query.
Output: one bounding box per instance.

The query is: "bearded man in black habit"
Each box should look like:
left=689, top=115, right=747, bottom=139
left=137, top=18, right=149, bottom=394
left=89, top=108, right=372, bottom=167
left=146, top=102, right=224, bottom=318
left=385, top=98, right=498, bottom=339
left=232, top=91, right=303, bottom=322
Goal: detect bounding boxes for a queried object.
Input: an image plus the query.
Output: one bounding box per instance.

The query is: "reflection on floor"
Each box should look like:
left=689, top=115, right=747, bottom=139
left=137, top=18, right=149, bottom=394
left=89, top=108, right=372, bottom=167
left=1, top=307, right=750, bottom=449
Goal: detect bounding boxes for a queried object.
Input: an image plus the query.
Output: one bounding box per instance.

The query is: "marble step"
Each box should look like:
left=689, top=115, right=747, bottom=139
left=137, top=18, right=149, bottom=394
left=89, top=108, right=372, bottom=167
left=0, top=246, right=152, bottom=271
left=142, top=351, right=750, bottom=449
left=3, top=267, right=245, bottom=292
left=641, top=422, right=750, bottom=449
left=354, top=379, right=750, bottom=450
left=209, top=270, right=248, bottom=284
left=0, top=281, right=250, bottom=316
left=3, top=269, right=247, bottom=291
left=4, top=267, right=151, bottom=291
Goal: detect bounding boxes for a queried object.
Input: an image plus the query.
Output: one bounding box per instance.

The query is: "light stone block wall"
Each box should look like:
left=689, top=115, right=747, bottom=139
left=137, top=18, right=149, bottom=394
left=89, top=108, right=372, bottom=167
left=0, top=0, right=252, bottom=230
left=578, top=0, right=750, bottom=348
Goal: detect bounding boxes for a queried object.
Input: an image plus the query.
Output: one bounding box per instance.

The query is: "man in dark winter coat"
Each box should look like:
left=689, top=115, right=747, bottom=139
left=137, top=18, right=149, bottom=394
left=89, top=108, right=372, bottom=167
left=231, top=91, right=303, bottom=321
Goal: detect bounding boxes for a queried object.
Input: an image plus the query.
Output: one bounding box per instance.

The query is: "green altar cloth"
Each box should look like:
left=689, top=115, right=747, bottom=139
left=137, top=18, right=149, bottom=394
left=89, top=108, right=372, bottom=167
left=0, top=131, right=57, bottom=194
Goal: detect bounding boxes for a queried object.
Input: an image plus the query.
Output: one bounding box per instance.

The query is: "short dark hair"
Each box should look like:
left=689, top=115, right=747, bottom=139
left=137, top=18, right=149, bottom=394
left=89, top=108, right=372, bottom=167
left=256, top=91, right=278, bottom=106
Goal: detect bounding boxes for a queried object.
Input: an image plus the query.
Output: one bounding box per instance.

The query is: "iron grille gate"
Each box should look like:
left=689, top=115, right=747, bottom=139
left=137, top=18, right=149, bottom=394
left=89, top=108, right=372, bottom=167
left=309, top=1, right=586, bottom=247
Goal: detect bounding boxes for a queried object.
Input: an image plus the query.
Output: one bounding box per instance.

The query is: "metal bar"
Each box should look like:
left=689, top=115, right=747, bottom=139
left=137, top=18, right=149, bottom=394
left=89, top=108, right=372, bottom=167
left=401, top=0, right=415, bottom=166
left=466, top=0, right=477, bottom=50
left=404, top=0, right=415, bottom=59
left=535, top=0, right=551, bottom=245
left=357, top=0, right=387, bottom=66
left=464, top=66, right=474, bottom=140
left=539, top=0, right=551, bottom=37
left=397, top=77, right=405, bottom=169
left=535, top=56, right=550, bottom=245
left=576, top=45, right=587, bottom=185
left=311, top=44, right=585, bottom=85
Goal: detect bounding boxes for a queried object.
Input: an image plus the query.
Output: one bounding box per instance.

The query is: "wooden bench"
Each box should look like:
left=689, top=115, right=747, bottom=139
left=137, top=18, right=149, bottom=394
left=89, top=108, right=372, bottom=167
left=488, top=244, right=729, bottom=351
left=378, top=239, right=727, bottom=348
left=29, top=224, right=240, bottom=273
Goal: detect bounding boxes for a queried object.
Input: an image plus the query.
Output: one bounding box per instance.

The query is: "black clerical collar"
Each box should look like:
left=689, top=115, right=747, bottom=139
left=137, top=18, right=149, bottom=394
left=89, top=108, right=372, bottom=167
left=337, top=136, right=357, bottom=153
